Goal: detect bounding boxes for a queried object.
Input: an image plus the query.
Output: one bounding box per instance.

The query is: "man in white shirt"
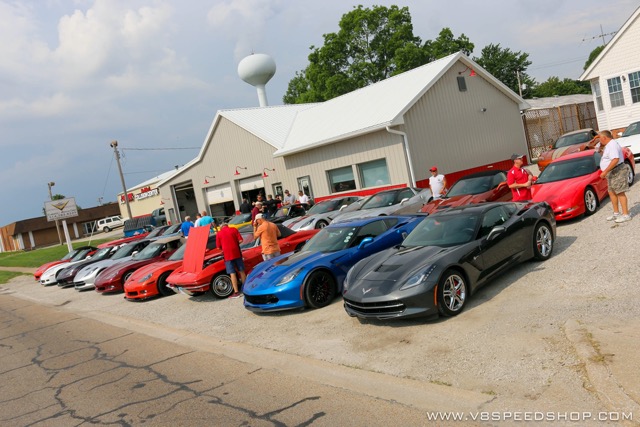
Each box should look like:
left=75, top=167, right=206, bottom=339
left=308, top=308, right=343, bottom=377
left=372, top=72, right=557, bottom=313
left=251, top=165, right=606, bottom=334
left=428, top=166, right=447, bottom=199
left=297, top=190, right=310, bottom=205
left=282, top=190, right=296, bottom=206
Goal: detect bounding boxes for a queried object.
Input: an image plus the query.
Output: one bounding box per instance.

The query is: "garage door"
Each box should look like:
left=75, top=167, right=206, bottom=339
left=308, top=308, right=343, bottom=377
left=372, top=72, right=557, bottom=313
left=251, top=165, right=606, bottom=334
left=238, top=175, right=265, bottom=192
left=206, top=184, right=233, bottom=204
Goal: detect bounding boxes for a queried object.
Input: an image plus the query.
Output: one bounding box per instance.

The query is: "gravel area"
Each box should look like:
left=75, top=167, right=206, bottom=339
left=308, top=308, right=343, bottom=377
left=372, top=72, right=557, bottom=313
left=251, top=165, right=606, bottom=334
left=3, top=168, right=640, bottom=415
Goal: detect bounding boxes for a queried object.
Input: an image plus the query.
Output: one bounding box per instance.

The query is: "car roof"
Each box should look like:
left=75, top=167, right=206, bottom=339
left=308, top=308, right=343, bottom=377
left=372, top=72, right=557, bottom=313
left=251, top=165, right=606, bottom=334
left=327, top=215, right=421, bottom=228
left=428, top=201, right=516, bottom=217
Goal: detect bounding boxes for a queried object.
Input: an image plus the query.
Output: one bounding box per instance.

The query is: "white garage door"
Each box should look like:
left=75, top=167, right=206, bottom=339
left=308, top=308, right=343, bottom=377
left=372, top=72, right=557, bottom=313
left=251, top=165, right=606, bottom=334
left=238, top=175, right=265, bottom=192
left=206, top=184, right=233, bottom=204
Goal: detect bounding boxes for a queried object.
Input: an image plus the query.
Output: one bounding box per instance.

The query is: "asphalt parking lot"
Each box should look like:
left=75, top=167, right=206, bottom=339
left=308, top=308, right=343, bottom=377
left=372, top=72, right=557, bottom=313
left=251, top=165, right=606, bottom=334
left=3, top=169, right=640, bottom=421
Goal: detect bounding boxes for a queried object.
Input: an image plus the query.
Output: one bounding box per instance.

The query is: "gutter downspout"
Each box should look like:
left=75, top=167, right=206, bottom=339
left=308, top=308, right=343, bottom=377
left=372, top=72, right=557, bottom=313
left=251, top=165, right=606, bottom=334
left=386, top=126, right=416, bottom=187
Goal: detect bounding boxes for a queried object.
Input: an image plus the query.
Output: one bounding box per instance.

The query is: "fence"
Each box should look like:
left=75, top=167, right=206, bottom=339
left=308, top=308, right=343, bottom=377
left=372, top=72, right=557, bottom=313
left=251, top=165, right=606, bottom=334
left=523, top=101, right=597, bottom=160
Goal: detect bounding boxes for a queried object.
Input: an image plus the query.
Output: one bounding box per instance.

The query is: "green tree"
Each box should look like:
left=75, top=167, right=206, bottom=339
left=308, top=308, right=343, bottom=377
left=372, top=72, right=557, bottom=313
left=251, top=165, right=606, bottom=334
left=531, top=76, right=591, bottom=97
left=584, top=45, right=604, bottom=70
left=473, top=43, right=534, bottom=97
left=283, top=5, right=473, bottom=104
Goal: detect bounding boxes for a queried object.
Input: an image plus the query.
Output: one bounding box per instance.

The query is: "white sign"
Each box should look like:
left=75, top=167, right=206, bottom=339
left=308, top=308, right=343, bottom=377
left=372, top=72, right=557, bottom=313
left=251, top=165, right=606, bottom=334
left=44, top=197, right=79, bottom=221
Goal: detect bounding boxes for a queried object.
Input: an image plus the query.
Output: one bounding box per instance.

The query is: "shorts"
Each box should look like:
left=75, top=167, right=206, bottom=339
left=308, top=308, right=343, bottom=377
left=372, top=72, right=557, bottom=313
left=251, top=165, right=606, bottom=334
left=262, top=251, right=281, bottom=261
left=607, top=163, right=629, bottom=194
left=224, top=258, right=245, bottom=274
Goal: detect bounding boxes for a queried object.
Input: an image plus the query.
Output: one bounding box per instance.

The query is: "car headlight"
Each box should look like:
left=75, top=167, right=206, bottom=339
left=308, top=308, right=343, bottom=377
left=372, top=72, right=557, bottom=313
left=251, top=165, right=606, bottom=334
left=138, top=273, right=153, bottom=283
left=400, top=265, right=437, bottom=291
left=343, top=266, right=355, bottom=292
left=277, top=268, right=302, bottom=286
left=299, top=218, right=314, bottom=228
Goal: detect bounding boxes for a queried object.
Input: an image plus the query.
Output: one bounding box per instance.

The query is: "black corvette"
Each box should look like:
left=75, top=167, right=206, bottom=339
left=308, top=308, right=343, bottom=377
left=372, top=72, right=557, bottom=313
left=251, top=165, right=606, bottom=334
left=342, top=202, right=555, bottom=320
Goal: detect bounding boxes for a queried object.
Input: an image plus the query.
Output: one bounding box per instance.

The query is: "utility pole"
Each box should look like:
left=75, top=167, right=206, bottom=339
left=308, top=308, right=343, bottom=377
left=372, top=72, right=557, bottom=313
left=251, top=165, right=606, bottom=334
left=516, top=69, right=523, bottom=98
left=110, top=140, right=133, bottom=219
left=47, top=181, right=64, bottom=245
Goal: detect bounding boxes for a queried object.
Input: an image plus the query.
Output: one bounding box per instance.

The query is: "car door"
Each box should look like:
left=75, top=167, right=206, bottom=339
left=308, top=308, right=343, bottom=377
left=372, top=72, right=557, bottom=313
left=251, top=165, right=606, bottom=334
left=477, top=205, right=521, bottom=282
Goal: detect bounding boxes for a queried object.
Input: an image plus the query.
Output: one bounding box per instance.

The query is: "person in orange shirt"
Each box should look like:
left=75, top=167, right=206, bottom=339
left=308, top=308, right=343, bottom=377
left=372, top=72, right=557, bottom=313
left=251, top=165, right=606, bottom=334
left=253, top=214, right=282, bottom=261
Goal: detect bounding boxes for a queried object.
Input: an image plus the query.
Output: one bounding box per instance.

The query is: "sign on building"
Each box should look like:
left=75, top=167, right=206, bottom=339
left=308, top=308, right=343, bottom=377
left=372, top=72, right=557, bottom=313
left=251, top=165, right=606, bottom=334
left=44, top=197, right=79, bottom=221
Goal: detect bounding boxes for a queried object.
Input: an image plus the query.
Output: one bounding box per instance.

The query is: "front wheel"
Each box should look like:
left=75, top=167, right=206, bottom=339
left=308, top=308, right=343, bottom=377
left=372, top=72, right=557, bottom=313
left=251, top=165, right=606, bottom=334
left=625, top=161, right=635, bottom=186
left=103, top=226, right=111, bottom=233
left=304, top=270, right=336, bottom=309
left=583, top=188, right=598, bottom=216
left=157, top=272, right=173, bottom=297
left=533, top=223, right=553, bottom=261
left=437, top=270, right=467, bottom=317
left=210, top=274, right=234, bottom=299
left=315, top=220, right=328, bottom=229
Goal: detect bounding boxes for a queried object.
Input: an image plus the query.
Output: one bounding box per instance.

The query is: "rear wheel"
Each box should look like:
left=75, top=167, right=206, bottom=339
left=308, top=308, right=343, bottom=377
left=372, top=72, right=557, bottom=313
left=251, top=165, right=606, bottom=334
left=103, top=226, right=111, bottom=233
left=583, top=188, right=598, bottom=216
left=304, top=270, right=336, bottom=309
left=315, top=220, right=328, bottom=229
left=211, top=274, right=234, bottom=299
left=157, top=272, right=173, bottom=297
left=437, top=270, right=467, bottom=317
left=533, top=223, right=553, bottom=261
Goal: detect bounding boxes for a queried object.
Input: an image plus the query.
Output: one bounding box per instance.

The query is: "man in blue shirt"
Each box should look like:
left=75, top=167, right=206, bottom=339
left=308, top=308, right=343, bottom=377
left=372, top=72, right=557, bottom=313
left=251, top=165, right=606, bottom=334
left=198, top=210, right=216, bottom=233
left=180, top=216, right=194, bottom=237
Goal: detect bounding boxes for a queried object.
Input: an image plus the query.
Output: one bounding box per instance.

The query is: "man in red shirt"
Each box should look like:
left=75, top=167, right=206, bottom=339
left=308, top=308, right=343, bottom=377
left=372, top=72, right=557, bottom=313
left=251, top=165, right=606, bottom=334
left=215, top=223, right=247, bottom=299
left=507, top=154, right=533, bottom=202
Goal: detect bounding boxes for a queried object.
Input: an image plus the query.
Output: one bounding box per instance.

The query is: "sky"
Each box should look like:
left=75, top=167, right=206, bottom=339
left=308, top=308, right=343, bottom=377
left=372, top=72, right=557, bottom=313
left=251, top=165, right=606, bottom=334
left=1, top=0, right=638, bottom=227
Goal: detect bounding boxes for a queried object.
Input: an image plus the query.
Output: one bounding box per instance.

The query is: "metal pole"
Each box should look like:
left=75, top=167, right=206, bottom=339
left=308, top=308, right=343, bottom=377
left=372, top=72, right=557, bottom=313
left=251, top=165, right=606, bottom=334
left=516, top=70, right=523, bottom=98
left=47, top=182, right=64, bottom=245
left=110, top=140, right=133, bottom=219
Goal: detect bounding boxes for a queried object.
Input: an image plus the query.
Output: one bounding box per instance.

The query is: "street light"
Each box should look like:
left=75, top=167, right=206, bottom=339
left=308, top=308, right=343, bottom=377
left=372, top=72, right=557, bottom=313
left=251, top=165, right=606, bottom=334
left=47, top=181, right=63, bottom=245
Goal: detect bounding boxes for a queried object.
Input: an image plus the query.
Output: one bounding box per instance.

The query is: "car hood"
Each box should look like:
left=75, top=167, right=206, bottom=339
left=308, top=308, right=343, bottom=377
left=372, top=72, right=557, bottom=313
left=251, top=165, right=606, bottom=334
left=345, top=245, right=451, bottom=296
left=531, top=174, right=597, bottom=206
left=423, top=194, right=484, bottom=213
left=539, top=144, right=585, bottom=164
left=129, top=260, right=182, bottom=282
left=619, top=134, right=640, bottom=152
left=76, top=257, right=129, bottom=278
left=332, top=206, right=394, bottom=223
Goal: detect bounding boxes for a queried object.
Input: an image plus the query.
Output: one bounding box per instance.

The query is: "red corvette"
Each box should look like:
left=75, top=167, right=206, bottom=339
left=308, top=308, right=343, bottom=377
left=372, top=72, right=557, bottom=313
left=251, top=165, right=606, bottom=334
left=420, top=170, right=512, bottom=214
left=123, top=235, right=217, bottom=301
left=167, top=224, right=318, bottom=298
left=531, top=148, right=635, bottom=221
left=95, top=235, right=183, bottom=294
left=33, top=246, right=97, bottom=281
left=537, top=128, right=598, bottom=172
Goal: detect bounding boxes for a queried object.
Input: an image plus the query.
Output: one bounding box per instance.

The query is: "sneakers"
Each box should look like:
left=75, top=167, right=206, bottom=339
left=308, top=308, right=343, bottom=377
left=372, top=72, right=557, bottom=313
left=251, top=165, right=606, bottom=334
left=230, top=292, right=243, bottom=299
left=615, top=214, right=632, bottom=223
left=606, top=213, right=620, bottom=221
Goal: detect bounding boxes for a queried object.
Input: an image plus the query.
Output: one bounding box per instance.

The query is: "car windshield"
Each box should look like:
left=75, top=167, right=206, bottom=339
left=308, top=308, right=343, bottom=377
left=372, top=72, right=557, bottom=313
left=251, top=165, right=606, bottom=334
left=61, top=250, right=77, bottom=261
left=168, top=244, right=187, bottom=261
left=273, top=205, right=306, bottom=219
left=111, top=242, right=146, bottom=260
left=239, top=232, right=258, bottom=249
left=536, top=155, right=599, bottom=184
left=229, top=213, right=251, bottom=225
left=446, top=173, right=506, bottom=197
left=360, top=190, right=407, bottom=209
left=163, top=224, right=181, bottom=234
left=306, top=200, right=340, bottom=215
left=554, top=131, right=593, bottom=149
left=146, top=226, right=168, bottom=238
left=133, top=242, right=170, bottom=260
left=70, top=248, right=92, bottom=261
left=302, top=226, right=359, bottom=252
left=403, top=215, right=479, bottom=248
left=92, top=247, right=114, bottom=259
left=621, top=122, right=640, bottom=137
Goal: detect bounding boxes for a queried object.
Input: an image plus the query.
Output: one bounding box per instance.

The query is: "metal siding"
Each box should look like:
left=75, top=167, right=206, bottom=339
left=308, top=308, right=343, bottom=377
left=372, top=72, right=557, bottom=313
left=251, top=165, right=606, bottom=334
left=404, top=66, right=527, bottom=183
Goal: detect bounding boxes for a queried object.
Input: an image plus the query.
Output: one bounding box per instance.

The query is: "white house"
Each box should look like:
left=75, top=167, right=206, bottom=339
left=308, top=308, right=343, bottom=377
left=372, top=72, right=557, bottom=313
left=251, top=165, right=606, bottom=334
left=580, top=6, right=640, bottom=132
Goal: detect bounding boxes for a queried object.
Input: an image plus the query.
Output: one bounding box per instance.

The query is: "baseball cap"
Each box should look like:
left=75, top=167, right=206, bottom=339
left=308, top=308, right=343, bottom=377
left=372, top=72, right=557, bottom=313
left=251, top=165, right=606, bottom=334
left=254, top=213, right=265, bottom=221
left=511, top=154, right=524, bottom=161
left=429, top=166, right=438, bottom=172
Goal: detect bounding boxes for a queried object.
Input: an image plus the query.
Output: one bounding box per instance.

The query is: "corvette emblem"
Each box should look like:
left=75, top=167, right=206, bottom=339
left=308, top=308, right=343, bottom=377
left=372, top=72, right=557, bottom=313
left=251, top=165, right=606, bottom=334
left=52, top=200, right=70, bottom=211
left=362, top=288, right=371, bottom=295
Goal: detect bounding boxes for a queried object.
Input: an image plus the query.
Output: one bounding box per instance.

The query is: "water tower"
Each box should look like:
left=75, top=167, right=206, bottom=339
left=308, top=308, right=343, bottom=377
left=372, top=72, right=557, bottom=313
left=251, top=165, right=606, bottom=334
left=238, top=53, right=276, bottom=107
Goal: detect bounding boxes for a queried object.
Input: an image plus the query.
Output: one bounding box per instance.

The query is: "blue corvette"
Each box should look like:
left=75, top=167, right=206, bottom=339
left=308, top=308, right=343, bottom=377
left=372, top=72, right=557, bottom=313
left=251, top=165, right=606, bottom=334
left=243, top=215, right=425, bottom=312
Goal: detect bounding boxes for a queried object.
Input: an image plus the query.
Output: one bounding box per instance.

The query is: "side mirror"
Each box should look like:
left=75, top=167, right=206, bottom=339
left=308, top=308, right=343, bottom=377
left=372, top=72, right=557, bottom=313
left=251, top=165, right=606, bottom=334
left=357, top=237, right=374, bottom=250
left=487, top=226, right=506, bottom=241
left=532, top=176, right=538, bottom=183
left=399, top=197, right=409, bottom=205
left=618, top=131, right=623, bottom=137
left=339, top=205, right=347, bottom=211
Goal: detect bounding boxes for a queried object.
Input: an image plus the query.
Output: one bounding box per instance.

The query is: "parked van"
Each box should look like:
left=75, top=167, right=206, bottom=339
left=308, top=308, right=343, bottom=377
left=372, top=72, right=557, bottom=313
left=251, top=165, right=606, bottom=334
left=96, top=216, right=124, bottom=233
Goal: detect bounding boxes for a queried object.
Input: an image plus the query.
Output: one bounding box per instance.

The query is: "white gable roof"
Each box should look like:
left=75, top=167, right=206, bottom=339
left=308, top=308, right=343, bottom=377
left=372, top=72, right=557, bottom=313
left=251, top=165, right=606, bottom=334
left=580, top=6, right=640, bottom=80
left=526, top=94, right=594, bottom=110
left=274, top=52, right=528, bottom=157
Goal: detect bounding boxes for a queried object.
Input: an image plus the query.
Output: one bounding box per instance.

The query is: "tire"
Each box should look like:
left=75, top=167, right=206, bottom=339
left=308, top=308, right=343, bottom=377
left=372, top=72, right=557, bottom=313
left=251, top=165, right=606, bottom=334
left=437, top=270, right=467, bottom=317
left=122, top=270, right=134, bottom=284
left=157, top=272, right=173, bottom=297
left=583, top=188, right=598, bottom=216
left=624, top=161, right=635, bottom=186
left=210, top=274, right=234, bottom=299
left=533, top=222, right=553, bottom=261
left=103, top=226, right=111, bottom=233
left=315, top=220, right=328, bottom=229
left=304, top=270, right=337, bottom=309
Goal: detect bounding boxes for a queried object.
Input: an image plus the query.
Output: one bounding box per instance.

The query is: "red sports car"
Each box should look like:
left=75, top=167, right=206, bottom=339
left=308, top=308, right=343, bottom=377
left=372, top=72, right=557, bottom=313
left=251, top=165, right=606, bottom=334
left=95, top=235, right=183, bottom=294
left=167, top=224, right=318, bottom=298
left=33, top=245, right=97, bottom=281
left=95, top=224, right=177, bottom=249
left=531, top=148, right=635, bottom=221
left=420, top=170, right=512, bottom=214
left=537, top=128, right=598, bottom=172
left=123, top=235, right=217, bottom=301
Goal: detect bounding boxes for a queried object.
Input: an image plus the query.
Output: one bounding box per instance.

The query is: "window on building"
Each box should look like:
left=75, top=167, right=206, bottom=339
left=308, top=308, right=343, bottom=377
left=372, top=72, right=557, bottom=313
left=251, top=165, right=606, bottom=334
left=592, top=81, right=604, bottom=111
left=607, top=77, right=625, bottom=108
left=328, top=166, right=356, bottom=193
left=358, top=158, right=391, bottom=188
left=629, top=71, right=640, bottom=104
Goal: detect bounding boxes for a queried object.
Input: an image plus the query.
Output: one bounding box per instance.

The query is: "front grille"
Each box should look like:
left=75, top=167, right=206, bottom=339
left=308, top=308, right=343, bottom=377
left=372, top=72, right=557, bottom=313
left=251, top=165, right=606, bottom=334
left=245, top=294, right=279, bottom=305
left=126, top=291, right=138, bottom=296
left=343, top=298, right=405, bottom=316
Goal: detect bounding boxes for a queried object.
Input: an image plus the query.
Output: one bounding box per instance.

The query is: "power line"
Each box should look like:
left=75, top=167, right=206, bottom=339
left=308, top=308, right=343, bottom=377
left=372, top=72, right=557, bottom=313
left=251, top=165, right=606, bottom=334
left=122, top=147, right=200, bottom=151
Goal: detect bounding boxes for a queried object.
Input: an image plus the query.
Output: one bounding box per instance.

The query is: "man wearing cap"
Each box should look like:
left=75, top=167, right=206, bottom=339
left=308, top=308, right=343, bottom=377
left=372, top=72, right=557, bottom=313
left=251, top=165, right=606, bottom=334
left=253, top=214, right=282, bottom=261
left=251, top=201, right=263, bottom=222
left=507, top=154, right=533, bottom=202
left=216, top=223, right=246, bottom=299
left=428, top=166, right=448, bottom=200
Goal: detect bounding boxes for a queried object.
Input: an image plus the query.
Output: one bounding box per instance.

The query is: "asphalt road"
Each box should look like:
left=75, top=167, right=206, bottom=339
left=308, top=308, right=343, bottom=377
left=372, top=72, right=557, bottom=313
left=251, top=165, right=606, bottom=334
left=0, top=294, right=435, bottom=427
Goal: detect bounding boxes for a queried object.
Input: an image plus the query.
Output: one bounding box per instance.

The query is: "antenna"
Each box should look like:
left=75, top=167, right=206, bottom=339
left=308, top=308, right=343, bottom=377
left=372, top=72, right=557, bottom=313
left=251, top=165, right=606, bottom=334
left=582, top=25, right=616, bottom=46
